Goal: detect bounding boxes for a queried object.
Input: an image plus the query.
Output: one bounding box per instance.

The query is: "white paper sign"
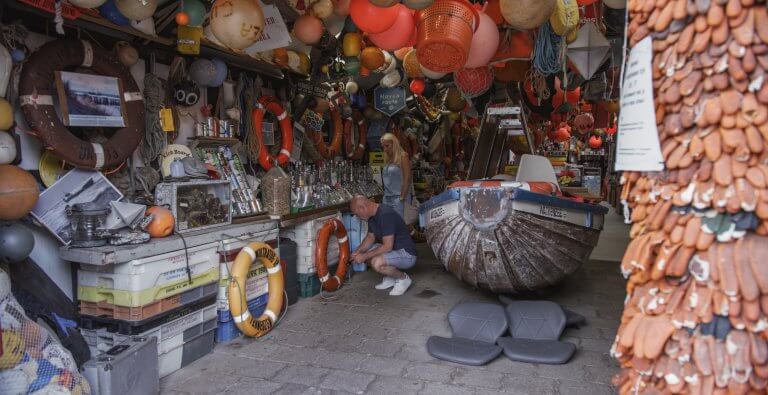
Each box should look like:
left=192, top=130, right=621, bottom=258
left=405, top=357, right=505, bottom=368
left=615, top=36, right=665, bottom=172
left=243, top=3, right=293, bottom=55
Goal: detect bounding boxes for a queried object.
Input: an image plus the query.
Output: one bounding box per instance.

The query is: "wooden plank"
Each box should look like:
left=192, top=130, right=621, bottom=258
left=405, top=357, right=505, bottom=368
left=59, top=219, right=278, bottom=266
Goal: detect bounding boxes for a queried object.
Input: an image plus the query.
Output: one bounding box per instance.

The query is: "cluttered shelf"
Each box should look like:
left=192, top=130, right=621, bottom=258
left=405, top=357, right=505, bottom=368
left=7, top=0, right=285, bottom=78
left=59, top=218, right=276, bottom=266
left=277, top=195, right=382, bottom=228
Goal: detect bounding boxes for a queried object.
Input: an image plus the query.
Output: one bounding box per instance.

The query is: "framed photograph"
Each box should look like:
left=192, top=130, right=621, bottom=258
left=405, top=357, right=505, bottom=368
left=31, top=169, right=124, bottom=245
left=55, top=71, right=127, bottom=127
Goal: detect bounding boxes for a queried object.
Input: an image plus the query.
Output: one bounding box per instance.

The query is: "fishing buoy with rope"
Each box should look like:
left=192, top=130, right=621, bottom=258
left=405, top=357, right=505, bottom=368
left=227, top=242, right=284, bottom=337
left=315, top=218, right=350, bottom=292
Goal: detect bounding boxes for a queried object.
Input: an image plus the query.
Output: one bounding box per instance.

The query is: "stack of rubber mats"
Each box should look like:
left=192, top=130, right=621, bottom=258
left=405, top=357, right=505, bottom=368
left=282, top=211, right=342, bottom=297
left=615, top=1, right=768, bottom=393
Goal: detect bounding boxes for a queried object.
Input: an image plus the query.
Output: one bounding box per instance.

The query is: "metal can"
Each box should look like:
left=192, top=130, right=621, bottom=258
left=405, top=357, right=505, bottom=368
left=206, top=117, right=219, bottom=137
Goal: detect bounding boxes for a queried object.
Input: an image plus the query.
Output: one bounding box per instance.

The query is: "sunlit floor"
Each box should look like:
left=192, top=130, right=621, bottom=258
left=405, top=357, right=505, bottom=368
left=161, top=212, right=630, bottom=394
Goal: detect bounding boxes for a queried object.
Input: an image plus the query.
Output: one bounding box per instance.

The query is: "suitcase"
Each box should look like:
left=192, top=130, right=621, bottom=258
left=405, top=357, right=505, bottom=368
left=83, top=336, right=159, bottom=395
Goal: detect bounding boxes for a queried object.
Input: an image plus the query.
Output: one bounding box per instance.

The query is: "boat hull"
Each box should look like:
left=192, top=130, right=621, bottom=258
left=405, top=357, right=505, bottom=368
left=420, top=186, right=607, bottom=293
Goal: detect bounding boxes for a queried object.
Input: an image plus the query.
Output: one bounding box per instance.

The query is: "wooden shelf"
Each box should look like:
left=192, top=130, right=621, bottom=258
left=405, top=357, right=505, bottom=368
left=188, top=136, right=241, bottom=150
left=8, top=1, right=284, bottom=79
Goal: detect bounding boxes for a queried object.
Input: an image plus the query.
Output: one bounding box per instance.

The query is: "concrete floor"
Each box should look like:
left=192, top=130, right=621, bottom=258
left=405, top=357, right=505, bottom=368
left=161, top=214, right=630, bottom=395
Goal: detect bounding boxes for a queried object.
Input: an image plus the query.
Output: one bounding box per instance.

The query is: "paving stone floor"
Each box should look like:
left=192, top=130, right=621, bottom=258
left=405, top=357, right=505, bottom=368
left=161, top=239, right=626, bottom=394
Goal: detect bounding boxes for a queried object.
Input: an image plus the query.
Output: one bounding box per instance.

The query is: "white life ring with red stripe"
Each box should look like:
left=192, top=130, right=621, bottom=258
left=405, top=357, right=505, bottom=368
left=252, top=96, right=293, bottom=170
left=315, top=218, right=350, bottom=292
left=343, top=110, right=367, bottom=160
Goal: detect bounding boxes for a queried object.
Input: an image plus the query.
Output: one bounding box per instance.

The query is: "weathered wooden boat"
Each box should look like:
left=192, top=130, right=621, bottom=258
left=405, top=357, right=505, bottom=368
left=419, top=180, right=608, bottom=293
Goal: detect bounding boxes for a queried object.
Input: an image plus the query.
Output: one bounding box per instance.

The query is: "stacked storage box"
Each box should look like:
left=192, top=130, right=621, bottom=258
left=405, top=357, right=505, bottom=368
left=214, top=228, right=278, bottom=343
left=66, top=221, right=280, bottom=378
left=281, top=211, right=342, bottom=298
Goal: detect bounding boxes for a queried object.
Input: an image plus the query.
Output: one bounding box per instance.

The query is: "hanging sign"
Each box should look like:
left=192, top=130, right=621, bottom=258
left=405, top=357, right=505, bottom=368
left=243, top=3, right=293, bottom=54
left=487, top=106, right=521, bottom=115
left=374, top=86, right=406, bottom=117
left=295, top=80, right=330, bottom=98
left=615, top=36, right=664, bottom=172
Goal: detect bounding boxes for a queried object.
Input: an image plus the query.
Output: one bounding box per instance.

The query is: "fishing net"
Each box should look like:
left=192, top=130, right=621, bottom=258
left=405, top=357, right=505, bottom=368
left=0, top=269, right=91, bottom=395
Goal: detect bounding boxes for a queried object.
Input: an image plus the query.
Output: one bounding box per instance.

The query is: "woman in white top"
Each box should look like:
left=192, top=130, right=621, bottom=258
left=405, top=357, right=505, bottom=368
left=379, top=133, right=413, bottom=219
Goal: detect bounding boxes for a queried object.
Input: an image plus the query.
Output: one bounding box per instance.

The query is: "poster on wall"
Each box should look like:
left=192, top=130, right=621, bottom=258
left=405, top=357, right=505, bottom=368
left=55, top=71, right=126, bottom=128
left=615, top=36, right=664, bottom=172
left=243, top=3, right=292, bottom=54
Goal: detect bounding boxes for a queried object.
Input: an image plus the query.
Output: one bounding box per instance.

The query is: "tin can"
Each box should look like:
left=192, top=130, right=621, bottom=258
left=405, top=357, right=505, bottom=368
left=196, top=122, right=206, bottom=137
left=206, top=117, right=219, bottom=137
left=219, top=119, right=230, bottom=138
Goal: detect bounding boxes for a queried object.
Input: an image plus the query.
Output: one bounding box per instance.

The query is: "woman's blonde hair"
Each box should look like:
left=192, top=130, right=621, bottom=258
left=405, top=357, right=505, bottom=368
left=380, top=133, right=406, bottom=166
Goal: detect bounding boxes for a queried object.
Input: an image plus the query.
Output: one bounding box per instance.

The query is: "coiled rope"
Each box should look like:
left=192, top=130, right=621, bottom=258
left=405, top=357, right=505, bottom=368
left=140, top=73, right=166, bottom=164
left=533, top=21, right=563, bottom=76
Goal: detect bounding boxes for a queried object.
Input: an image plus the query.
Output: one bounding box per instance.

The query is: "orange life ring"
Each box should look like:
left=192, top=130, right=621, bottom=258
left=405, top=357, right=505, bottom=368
left=309, top=108, right=343, bottom=159
left=343, top=110, right=367, bottom=160
left=252, top=96, right=293, bottom=170
left=315, top=218, right=350, bottom=292
left=20, top=39, right=144, bottom=170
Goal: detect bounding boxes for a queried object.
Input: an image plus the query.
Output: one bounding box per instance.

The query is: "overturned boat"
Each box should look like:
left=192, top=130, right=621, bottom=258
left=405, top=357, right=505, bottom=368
left=419, top=158, right=608, bottom=294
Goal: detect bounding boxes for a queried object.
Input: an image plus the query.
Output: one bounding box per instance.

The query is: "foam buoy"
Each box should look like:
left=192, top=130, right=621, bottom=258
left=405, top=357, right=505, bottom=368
left=145, top=206, right=174, bottom=237
left=189, top=58, right=217, bottom=87
left=0, top=98, right=12, bottom=130
left=0, top=131, right=15, bottom=164
left=360, top=47, right=385, bottom=70
left=0, top=165, right=38, bottom=221
left=115, top=0, right=158, bottom=20
left=294, top=14, right=325, bottom=44
left=68, top=0, right=107, bottom=7
left=210, top=0, right=265, bottom=50
left=499, top=0, right=554, bottom=30
left=114, top=41, right=139, bottom=67
left=349, top=0, right=398, bottom=33
left=0, top=223, right=34, bottom=264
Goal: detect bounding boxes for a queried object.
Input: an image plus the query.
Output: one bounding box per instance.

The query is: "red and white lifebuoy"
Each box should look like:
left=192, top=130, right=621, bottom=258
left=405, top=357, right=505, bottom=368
left=309, top=108, right=343, bottom=159
left=252, top=96, right=293, bottom=170
left=315, top=218, right=350, bottom=292
left=343, top=110, right=367, bottom=160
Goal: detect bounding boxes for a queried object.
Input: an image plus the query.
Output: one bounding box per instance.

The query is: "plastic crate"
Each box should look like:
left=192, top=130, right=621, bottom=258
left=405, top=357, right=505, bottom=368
left=79, top=282, right=217, bottom=323
left=158, top=325, right=215, bottom=377
left=215, top=295, right=269, bottom=343
left=282, top=212, right=342, bottom=274
left=78, top=241, right=220, bottom=307
left=298, top=273, right=321, bottom=298
left=216, top=293, right=269, bottom=323
left=216, top=262, right=268, bottom=311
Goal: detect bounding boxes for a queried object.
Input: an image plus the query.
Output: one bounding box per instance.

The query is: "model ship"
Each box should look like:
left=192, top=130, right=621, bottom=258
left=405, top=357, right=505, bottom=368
left=419, top=155, right=608, bottom=293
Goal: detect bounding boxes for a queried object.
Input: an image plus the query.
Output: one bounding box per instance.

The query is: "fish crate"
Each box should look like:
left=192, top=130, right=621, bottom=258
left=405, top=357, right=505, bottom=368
left=297, top=264, right=337, bottom=298
left=215, top=294, right=269, bottom=343
left=79, top=282, right=217, bottom=323
left=155, top=180, right=232, bottom=234
left=78, top=241, right=220, bottom=307
left=282, top=212, right=342, bottom=274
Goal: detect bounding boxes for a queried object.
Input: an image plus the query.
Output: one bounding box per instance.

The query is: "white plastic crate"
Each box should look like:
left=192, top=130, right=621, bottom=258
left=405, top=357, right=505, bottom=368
left=158, top=326, right=215, bottom=377
left=217, top=228, right=280, bottom=257
left=77, top=242, right=221, bottom=307
left=77, top=242, right=219, bottom=291
left=81, top=304, right=217, bottom=352
left=216, top=262, right=269, bottom=311
left=282, top=212, right=342, bottom=274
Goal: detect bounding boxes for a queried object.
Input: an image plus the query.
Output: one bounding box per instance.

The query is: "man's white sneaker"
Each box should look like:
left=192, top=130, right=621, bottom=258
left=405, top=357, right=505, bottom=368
left=389, top=275, right=412, bottom=296
left=375, top=276, right=397, bottom=290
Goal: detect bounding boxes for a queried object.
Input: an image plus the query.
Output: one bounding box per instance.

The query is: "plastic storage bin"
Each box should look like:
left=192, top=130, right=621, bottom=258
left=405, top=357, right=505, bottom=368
left=342, top=213, right=367, bottom=271
left=77, top=241, right=220, bottom=307
left=215, top=294, right=269, bottom=343
left=282, top=212, right=342, bottom=274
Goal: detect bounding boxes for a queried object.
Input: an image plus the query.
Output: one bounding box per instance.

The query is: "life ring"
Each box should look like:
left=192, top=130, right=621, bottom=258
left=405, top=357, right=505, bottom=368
left=19, top=39, right=144, bottom=170
left=227, top=242, right=284, bottom=337
left=315, top=218, right=350, bottom=292
left=343, top=110, right=367, bottom=160
left=252, top=96, right=293, bottom=170
left=309, top=108, right=343, bottom=159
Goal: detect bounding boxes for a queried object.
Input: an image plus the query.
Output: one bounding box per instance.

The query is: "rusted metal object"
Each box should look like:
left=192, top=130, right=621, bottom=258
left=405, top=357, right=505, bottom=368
left=420, top=182, right=606, bottom=293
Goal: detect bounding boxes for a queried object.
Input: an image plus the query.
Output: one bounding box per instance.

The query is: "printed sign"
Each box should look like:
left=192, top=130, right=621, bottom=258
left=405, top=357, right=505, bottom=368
left=295, top=80, right=330, bottom=98
left=487, top=106, right=521, bottom=115
left=374, top=86, right=406, bottom=117
left=243, top=3, right=293, bottom=54
left=615, top=36, right=665, bottom=172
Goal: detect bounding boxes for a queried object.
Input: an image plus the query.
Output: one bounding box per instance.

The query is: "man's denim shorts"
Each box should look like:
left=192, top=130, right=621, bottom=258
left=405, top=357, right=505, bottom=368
left=366, top=243, right=416, bottom=270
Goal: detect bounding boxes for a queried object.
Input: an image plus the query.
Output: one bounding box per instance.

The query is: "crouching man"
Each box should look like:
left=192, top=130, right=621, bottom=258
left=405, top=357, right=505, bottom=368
left=349, top=195, right=417, bottom=296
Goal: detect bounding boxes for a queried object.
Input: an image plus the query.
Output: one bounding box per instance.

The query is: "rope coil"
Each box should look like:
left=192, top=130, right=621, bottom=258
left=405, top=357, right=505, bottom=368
left=533, top=21, right=563, bottom=76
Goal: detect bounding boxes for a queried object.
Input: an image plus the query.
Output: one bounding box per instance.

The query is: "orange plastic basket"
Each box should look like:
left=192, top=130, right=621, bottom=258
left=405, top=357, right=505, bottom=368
left=416, top=0, right=479, bottom=73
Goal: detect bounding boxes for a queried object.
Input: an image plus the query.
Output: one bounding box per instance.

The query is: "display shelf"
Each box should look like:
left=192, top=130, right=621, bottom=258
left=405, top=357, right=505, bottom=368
left=278, top=195, right=382, bottom=228
left=188, top=136, right=241, bottom=151
left=7, top=1, right=284, bottom=79
left=60, top=219, right=278, bottom=266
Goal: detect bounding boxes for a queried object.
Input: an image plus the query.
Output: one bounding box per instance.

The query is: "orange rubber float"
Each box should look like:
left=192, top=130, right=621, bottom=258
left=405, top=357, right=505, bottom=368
left=251, top=96, right=293, bottom=170
left=343, top=110, right=367, bottom=160
left=314, top=218, right=350, bottom=292
left=309, top=108, right=343, bottom=159
left=227, top=242, right=284, bottom=337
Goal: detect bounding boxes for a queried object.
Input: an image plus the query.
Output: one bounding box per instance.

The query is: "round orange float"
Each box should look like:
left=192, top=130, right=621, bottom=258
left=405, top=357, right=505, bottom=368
left=314, top=218, right=350, bottom=292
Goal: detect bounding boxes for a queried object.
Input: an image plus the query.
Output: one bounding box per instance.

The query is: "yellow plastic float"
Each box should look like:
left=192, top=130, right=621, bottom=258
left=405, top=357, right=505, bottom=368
left=227, top=242, right=284, bottom=337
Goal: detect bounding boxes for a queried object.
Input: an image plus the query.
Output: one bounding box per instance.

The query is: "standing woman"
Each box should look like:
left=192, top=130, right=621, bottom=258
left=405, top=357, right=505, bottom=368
left=380, top=133, right=413, bottom=219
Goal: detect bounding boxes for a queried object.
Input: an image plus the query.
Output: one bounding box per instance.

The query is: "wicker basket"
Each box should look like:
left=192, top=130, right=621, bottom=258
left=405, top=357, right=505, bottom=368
left=416, top=0, right=479, bottom=73
left=261, top=166, right=291, bottom=216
